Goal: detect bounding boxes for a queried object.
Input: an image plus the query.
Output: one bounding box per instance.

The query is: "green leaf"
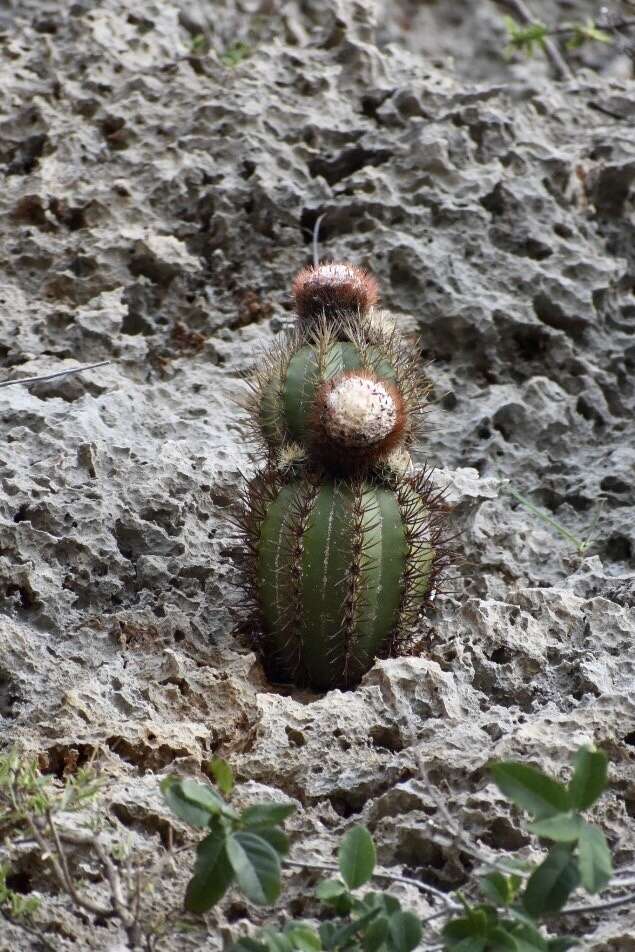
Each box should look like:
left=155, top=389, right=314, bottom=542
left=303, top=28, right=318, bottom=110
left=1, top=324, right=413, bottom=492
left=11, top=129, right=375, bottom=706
left=161, top=776, right=226, bottom=828
left=184, top=824, right=234, bottom=912
left=226, top=831, right=281, bottom=905
left=318, top=922, right=337, bottom=951
left=578, top=823, right=612, bottom=893
left=480, top=872, right=513, bottom=906
left=508, top=921, right=548, bottom=951
left=209, top=757, right=234, bottom=797
left=315, top=878, right=352, bottom=915
left=338, top=826, right=376, bottom=889
left=363, top=915, right=389, bottom=952
left=522, top=845, right=580, bottom=916
left=567, top=20, right=613, bottom=49
left=490, top=763, right=570, bottom=819
left=315, top=879, right=348, bottom=901
left=362, top=891, right=400, bottom=915
left=233, top=940, right=269, bottom=952
left=241, top=802, right=296, bottom=828
left=255, top=827, right=289, bottom=856
left=388, top=911, right=422, bottom=952
left=261, top=930, right=293, bottom=952
left=330, top=908, right=381, bottom=948
left=446, top=939, right=487, bottom=952
left=568, top=748, right=608, bottom=812
left=546, top=938, right=577, bottom=951
left=284, top=924, right=321, bottom=952
left=528, top=813, right=584, bottom=843
left=443, top=908, right=491, bottom=942
left=488, top=927, right=518, bottom=950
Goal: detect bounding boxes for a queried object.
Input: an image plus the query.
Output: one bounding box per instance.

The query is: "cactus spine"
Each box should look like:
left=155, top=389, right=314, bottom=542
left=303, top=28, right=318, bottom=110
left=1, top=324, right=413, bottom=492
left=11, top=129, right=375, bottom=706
left=239, top=262, right=449, bottom=690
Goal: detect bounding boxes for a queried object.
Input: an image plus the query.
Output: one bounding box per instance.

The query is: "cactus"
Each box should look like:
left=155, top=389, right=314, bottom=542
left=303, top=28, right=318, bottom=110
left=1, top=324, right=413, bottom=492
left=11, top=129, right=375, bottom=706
left=241, top=467, right=447, bottom=690
left=249, top=320, right=429, bottom=469
left=237, top=262, right=450, bottom=690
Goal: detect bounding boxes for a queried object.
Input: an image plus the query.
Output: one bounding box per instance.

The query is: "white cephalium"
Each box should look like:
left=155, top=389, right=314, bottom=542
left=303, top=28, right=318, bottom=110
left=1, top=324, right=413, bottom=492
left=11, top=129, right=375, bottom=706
left=321, top=375, right=398, bottom=447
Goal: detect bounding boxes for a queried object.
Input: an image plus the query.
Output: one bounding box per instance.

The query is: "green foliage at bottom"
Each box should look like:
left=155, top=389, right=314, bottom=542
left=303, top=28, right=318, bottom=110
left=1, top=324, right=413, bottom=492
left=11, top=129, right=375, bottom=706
left=162, top=748, right=616, bottom=952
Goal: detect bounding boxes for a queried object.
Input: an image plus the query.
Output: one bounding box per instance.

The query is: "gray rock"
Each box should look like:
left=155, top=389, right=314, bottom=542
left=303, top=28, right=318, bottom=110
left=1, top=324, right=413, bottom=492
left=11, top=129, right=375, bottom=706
left=0, top=0, right=633, bottom=947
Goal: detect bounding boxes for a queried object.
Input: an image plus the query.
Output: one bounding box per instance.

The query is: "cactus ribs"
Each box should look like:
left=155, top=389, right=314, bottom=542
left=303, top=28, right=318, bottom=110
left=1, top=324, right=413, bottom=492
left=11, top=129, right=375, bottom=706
left=237, top=263, right=451, bottom=690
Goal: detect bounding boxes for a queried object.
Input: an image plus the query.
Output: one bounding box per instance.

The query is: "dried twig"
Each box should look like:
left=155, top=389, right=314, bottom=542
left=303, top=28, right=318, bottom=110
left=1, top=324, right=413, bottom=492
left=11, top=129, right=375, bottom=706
left=284, top=857, right=461, bottom=911
left=559, top=889, right=635, bottom=917
left=0, top=361, right=110, bottom=389
left=24, top=813, right=145, bottom=947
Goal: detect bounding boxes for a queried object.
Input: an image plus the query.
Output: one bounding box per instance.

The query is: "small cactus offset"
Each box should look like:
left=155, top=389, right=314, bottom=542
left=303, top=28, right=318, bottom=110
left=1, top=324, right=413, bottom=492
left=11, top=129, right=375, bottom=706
left=238, top=262, right=450, bottom=690
left=248, top=317, right=429, bottom=469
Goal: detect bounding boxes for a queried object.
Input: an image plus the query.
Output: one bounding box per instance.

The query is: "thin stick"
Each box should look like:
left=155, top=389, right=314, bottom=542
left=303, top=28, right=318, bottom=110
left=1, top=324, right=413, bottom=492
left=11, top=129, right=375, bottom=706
left=417, top=766, right=530, bottom=879
left=0, top=361, right=110, bottom=389
left=550, top=18, right=635, bottom=36
left=312, top=213, right=326, bottom=267
left=27, top=816, right=110, bottom=918
left=92, top=835, right=141, bottom=946
left=558, top=889, right=635, bottom=916
left=495, top=0, right=574, bottom=79
left=284, top=858, right=460, bottom=911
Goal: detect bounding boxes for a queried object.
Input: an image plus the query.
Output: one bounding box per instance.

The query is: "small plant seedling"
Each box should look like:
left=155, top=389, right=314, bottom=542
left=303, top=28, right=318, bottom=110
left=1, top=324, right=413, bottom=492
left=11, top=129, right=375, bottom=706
left=442, top=746, right=612, bottom=950
left=506, top=485, right=604, bottom=556
left=233, top=826, right=422, bottom=952
left=220, top=41, right=252, bottom=67
left=161, top=759, right=295, bottom=912
left=503, top=15, right=613, bottom=59
left=503, top=16, right=550, bottom=56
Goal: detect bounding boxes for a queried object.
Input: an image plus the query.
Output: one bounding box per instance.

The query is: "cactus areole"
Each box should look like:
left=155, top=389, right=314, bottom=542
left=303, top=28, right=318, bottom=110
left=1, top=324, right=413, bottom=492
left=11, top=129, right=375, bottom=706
left=245, top=471, right=440, bottom=690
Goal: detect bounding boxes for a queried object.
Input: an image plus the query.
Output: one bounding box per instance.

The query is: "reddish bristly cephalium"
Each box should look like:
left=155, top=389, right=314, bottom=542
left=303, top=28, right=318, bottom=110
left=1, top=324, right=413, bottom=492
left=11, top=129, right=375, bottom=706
left=292, top=262, right=379, bottom=323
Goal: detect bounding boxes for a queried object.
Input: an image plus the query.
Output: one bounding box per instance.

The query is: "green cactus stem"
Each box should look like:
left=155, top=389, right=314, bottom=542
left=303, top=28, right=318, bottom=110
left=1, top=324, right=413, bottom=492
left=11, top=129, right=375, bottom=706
left=240, top=466, right=447, bottom=690
left=248, top=321, right=429, bottom=467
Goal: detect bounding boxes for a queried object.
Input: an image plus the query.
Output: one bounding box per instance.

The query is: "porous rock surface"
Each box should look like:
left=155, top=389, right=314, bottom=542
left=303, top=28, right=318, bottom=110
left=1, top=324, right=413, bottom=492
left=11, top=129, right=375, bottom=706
left=0, top=0, right=634, bottom=948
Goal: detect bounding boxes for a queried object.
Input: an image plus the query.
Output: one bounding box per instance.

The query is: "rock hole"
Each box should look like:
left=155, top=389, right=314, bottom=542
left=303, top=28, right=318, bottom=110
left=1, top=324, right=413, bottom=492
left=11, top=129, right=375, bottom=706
left=489, top=646, right=512, bottom=665
left=110, top=801, right=174, bottom=849
left=602, top=534, right=632, bottom=564
left=285, top=726, right=306, bottom=747
left=600, top=476, right=629, bottom=494
left=5, top=869, right=32, bottom=895
left=481, top=816, right=530, bottom=851
left=308, top=146, right=392, bottom=186
left=0, top=670, right=21, bottom=717
left=299, top=206, right=326, bottom=247
left=368, top=725, right=404, bottom=752
left=533, top=293, right=586, bottom=336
